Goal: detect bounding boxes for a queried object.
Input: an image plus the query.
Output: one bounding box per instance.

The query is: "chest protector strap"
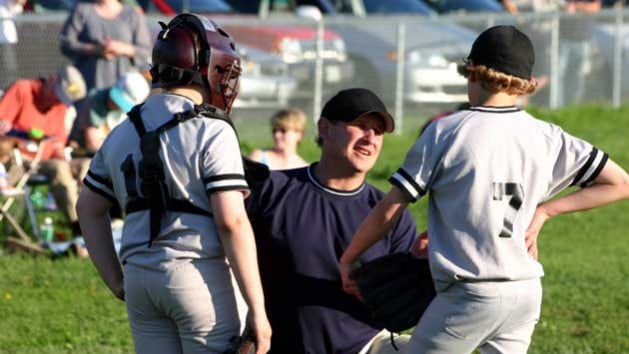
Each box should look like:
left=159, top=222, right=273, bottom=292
left=126, top=104, right=213, bottom=247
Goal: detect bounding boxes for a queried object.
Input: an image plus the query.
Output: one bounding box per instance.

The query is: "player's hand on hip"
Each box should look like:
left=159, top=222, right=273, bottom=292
left=525, top=206, right=551, bottom=260
left=340, top=259, right=363, bottom=300
left=411, top=231, right=429, bottom=259
left=248, top=312, right=271, bottom=354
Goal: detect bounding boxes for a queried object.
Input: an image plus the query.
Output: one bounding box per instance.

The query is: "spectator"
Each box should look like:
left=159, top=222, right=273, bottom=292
left=59, top=0, right=151, bottom=92
left=0, top=0, right=25, bottom=88
left=0, top=65, right=86, bottom=237
left=558, top=0, right=602, bottom=105
left=246, top=88, right=421, bottom=354
left=72, top=71, right=150, bottom=155
left=248, top=108, right=308, bottom=170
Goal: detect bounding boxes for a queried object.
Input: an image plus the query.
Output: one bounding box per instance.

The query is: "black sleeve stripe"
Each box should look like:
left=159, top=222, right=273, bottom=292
left=389, top=176, right=419, bottom=203
left=203, top=174, right=246, bottom=184
left=84, top=179, right=118, bottom=205
left=580, top=153, right=609, bottom=188
left=571, top=148, right=598, bottom=187
left=396, top=168, right=426, bottom=196
left=206, top=185, right=250, bottom=194
left=87, top=170, right=113, bottom=189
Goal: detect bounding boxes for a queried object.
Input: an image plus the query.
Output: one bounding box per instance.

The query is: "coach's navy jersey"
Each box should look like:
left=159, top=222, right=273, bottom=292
left=390, top=106, right=608, bottom=290
left=247, top=164, right=417, bottom=354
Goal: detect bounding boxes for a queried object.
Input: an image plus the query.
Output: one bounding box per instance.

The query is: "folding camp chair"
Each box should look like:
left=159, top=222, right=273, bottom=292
left=0, top=138, right=48, bottom=242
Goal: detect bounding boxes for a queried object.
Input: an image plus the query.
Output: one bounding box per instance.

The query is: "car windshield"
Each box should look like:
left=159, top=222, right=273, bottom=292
left=422, top=0, right=504, bottom=13
left=362, top=0, right=436, bottom=15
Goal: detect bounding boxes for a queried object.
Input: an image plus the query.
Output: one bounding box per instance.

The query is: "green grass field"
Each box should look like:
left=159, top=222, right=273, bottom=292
left=1, top=104, right=628, bottom=353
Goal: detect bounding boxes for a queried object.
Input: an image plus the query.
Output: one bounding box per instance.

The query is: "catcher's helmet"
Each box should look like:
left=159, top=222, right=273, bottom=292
left=151, top=13, right=241, bottom=113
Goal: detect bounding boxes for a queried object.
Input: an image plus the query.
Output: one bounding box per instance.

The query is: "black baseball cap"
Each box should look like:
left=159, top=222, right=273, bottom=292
left=321, top=88, right=394, bottom=133
left=467, top=25, right=535, bottom=79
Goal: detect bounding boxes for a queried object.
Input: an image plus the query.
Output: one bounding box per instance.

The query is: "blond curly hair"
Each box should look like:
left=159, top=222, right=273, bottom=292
left=461, top=64, right=537, bottom=96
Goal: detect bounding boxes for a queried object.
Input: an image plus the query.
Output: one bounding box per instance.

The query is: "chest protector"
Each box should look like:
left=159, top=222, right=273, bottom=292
left=125, top=104, right=269, bottom=247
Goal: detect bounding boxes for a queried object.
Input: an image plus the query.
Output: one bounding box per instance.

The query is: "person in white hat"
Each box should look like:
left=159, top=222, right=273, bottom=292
left=71, top=71, right=150, bottom=155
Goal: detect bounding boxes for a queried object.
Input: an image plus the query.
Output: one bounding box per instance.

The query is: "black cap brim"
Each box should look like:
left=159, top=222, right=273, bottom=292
left=357, top=110, right=395, bottom=133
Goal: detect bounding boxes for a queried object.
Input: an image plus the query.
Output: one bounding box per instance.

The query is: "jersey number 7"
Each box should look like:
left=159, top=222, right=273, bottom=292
left=492, top=182, right=524, bottom=238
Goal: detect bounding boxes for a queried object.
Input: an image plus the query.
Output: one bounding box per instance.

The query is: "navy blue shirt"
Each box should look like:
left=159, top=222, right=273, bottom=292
left=247, top=164, right=417, bottom=354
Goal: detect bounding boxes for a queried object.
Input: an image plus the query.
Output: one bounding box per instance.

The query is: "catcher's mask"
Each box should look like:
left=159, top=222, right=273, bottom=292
left=151, top=13, right=241, bottom=114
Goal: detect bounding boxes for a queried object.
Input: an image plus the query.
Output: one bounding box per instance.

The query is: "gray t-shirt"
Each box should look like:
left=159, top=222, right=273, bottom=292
left=390, top=106, right=608, bottom=290
left=84, top=94, right=249, bottom=270
left=59, top=3, right=151, bottom=91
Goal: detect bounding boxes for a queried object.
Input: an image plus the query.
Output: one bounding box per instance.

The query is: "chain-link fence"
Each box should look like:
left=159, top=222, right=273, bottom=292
left=2, top=9, right=628, bottom=141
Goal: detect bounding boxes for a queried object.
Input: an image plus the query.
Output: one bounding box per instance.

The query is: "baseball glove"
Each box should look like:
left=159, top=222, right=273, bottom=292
left=224, top=327, right=256, bottom=354
left=350, top=252, right=436, bottom=333
left=243, top=156, right=270, bottom=186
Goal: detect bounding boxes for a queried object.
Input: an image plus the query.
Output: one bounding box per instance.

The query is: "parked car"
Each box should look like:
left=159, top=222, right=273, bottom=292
left=243, top=0, right=476, bottom=106
left=236, top=45, right=298, bottom=108
left=145, top=13, right=301, bottom=110
left=221, top=22, right=353, bottom=102
left=144, top=0, right=353, bottom=105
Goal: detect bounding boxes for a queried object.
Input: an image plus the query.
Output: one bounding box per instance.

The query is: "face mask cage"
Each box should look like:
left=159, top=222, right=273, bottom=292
left=215, top=60, right=242, bottom=113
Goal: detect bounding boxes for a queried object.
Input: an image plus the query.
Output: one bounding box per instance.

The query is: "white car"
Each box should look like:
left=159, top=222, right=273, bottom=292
left=235, top=45, right=298, bottom=109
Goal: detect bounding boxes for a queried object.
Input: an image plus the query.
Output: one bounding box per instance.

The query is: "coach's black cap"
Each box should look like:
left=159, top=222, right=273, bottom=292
left=468, top=25, right=535, bottom=79
left=321, top=88, right=394, bottom=133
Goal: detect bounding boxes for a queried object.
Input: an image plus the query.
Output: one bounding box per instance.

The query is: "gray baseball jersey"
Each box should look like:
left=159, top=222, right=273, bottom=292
left=84, top=93, right=249, bottom=271
left=390, top=106, right=608, bottom=290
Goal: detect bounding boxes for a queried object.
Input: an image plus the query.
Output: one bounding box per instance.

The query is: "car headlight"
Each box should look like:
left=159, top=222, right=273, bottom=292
left=279, top=38, right=303, bottom=64
left=332, top=38, right=347, bottom=61
left=408, top=51, right=422, bottom=64
left=427, top=54, right=449, bottom=67
left=408, top=51, right=449, bottom=68
left=242, top=60, right=260, bottom=76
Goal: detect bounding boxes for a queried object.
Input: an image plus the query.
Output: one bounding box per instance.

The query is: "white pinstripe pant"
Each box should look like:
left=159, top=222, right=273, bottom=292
left=124, top=260, right=242, bottom=354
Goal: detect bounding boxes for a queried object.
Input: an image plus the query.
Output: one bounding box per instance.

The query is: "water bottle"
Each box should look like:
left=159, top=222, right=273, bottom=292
left=41, top=217, right=54, bottom=243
